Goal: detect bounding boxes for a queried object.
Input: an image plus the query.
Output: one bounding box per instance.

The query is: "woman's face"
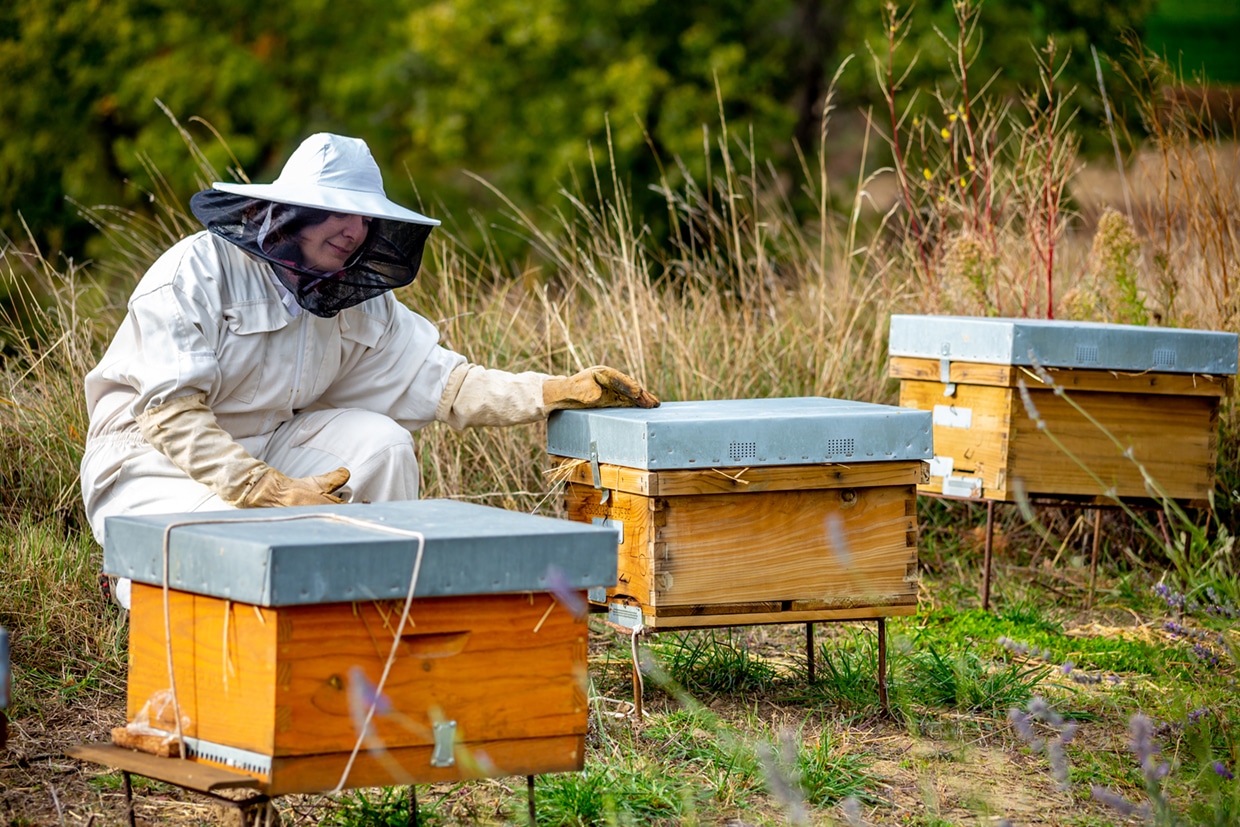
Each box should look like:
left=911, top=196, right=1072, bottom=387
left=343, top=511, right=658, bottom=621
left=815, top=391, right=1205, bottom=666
left=296, top=212, right=371, bottom=272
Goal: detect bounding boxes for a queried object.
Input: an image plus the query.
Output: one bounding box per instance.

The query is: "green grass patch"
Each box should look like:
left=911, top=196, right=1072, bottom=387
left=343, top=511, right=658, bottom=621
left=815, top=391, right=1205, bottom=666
left=651, top=630, right=779, bottom=695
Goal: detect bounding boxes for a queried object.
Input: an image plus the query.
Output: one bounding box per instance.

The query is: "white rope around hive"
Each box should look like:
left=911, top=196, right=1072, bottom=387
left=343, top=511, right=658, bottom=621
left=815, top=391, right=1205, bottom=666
left=153, top=512, right=425, bottom=794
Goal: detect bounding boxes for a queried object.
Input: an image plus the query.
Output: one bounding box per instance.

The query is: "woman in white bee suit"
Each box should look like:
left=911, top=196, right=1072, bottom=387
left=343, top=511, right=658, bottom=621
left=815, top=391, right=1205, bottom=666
left=81, top=133, right=658, bottom=608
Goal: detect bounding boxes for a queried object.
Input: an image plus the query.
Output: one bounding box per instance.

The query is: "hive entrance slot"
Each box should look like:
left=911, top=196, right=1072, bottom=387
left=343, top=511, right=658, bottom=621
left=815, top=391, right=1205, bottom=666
left=400, top=630, right=471, bottom=658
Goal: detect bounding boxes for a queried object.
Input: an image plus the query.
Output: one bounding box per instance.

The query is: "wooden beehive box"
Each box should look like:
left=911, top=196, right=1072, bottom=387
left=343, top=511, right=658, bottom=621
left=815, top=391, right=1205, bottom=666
left=102, top=500, right=618, bottom=795
left=546, top=398, right=932, bottom=629
left=888, top=315, right=1239, bottom=503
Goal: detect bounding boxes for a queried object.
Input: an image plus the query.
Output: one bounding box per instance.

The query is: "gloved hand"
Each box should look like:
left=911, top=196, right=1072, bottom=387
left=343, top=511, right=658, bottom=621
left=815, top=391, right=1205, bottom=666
left=542, top=366, right=660, bottom=411
left=242, top=466, right=351, bottom=508
left=136, top=392, right=350, bottom=508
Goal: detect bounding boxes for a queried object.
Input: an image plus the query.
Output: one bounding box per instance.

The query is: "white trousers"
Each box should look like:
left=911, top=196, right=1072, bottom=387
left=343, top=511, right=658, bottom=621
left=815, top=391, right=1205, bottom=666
left=87, top=408, right=420, bottom=548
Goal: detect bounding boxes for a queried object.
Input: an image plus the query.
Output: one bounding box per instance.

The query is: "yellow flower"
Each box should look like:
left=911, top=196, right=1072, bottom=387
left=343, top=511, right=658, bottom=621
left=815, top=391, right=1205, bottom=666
left=923, top=167, right=933, bottom=180
left=940, top=127, right=950, bottom=139
left=938, top=194, right=947, bottom=203
left=959, top=177, right=966, bottom=188
left=948, top=113, right=959, bottom=123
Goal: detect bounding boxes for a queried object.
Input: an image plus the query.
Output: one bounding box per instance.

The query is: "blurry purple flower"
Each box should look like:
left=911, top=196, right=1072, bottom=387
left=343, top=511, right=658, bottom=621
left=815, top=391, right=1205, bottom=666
left=1047, top=739, right=1070, bottom=790
left=1008, top=708, right=1035, bottom=742
left=1129, top=713, right=1173, bottom=787
left=1062, top=660, right=1074, bottom=675
left=544, top=565, right=588, bottom=619
left=1092, top=785, right=1141, bottom=816
left=839, top=796, right=867, bottom=827
left=825, top=513, right=853, bottom=569
left=347, top=665, right=392, bottom=744
left=1214, top=762, right=1234, bottom=781
left=1061, top=721, right=1078, bottom=744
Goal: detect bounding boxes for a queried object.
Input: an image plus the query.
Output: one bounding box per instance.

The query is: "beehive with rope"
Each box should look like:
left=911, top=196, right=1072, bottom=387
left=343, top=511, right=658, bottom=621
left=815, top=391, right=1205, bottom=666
left=96, top=500, right=618, bottom=796
left=546, top=398, right=932, bottom=631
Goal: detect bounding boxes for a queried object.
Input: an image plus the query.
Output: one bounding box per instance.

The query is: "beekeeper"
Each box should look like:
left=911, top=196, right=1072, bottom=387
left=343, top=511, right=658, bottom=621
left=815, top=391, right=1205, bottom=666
left=81, top=133, right=658, bottom=604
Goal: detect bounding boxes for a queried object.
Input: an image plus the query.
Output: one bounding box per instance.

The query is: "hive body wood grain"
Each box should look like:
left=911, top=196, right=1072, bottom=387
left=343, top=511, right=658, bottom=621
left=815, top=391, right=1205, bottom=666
left=126, top=583, right=588, bottom=794
left=552, top=458, right=924, bottom=628
left=889, top=356, right=1226, bottom=503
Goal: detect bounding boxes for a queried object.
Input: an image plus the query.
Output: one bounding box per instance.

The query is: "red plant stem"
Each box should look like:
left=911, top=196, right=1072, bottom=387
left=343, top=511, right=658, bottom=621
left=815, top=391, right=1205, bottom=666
left=884, top=9, right=934, bottom=292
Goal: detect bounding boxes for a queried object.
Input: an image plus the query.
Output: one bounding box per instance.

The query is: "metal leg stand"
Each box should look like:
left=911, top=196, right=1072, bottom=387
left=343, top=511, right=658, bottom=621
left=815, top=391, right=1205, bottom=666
left=806, top=622, right=815, bottom=683
left=1088, top=509, right=1102, bottom=609
left=527, top=775, right=537, bottom=826
left=877, top=618, right=889, bottom=716
left=408, top=785, right=418, bottom=827
left=981, top=500, right=995, bottom=611
left=122, top=770, right=137, bottom=827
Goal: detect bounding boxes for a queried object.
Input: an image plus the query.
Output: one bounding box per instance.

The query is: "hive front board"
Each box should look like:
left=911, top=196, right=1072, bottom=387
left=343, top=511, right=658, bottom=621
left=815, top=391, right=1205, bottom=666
left=546, top=398, right=933, bottom=471
left=104, top=499, right=618, bottom=605
left=889, top=314, right=1239, bottom=374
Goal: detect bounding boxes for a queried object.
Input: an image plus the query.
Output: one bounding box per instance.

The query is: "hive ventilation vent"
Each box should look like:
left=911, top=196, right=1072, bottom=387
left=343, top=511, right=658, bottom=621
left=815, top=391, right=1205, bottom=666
left=1153, top=348, right=1176, bottom=368
left=1075, top=344, right=1100, bottom=364
left=728, top=441, right=757, bottom=461
left=827, top=438, right=856, bottom=455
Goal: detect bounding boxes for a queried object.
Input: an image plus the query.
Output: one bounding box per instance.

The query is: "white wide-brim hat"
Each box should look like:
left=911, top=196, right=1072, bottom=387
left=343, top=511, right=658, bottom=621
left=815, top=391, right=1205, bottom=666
left=212, top=133, right=439, bottom=226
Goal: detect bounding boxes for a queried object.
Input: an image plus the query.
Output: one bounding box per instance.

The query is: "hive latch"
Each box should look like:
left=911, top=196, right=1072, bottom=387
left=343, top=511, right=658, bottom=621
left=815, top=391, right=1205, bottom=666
left=430, top=720, right=457, bottom=767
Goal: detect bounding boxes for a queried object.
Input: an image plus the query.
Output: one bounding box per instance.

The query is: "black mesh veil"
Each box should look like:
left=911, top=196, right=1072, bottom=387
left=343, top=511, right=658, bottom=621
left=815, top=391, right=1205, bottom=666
left=190, top=190, right=433, bottom=318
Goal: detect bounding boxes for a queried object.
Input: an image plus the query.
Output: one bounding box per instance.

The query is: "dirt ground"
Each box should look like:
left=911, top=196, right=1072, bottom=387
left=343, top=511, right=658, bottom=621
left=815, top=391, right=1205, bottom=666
left=0, top=618, right=1112, bottom=827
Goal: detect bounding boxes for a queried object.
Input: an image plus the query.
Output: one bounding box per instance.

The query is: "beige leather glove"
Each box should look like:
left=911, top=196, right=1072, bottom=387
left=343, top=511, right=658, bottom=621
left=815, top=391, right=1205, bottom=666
left=135, top=392, right=349, bottom=507
left=542, top=366, right=660, bottom=411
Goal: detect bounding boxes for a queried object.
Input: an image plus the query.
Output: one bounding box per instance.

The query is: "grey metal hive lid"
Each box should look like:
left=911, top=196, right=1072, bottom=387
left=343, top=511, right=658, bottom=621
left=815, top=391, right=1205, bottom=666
left=889, top=314, right=1239, bottom=374
left=102, top=499, right=618, bottom=606
left=546, top=397, right=932, bottom=470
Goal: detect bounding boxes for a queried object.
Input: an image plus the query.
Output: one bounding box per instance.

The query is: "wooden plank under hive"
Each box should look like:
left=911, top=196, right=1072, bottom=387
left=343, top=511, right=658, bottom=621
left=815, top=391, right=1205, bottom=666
left=888, top=315, right=1238, bottom=505
left=103, top=500, right=618, bottom=795
left=545, top=398, right=932, bottom=629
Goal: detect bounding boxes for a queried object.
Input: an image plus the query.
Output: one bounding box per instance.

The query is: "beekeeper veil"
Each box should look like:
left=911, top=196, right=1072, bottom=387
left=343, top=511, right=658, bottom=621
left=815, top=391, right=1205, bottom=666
left=190, top=133, right=439, bottom=318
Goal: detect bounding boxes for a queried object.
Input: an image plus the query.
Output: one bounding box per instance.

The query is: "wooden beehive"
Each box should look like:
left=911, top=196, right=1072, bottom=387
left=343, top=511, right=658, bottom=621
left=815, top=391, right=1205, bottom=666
left=888, top=315, right=1239, bottom=503
left=103, top=500, right=618, bottom=795
left=545, top=399, right=932, bottom=629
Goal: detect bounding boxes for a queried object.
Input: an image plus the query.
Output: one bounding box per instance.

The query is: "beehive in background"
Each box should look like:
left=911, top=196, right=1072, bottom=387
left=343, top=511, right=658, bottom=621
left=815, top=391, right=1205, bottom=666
left=103, top=500, right=618, bottom=795
left=547, top=399, right=932, bottom=629
left=887, top=315, right=1239, bottom=503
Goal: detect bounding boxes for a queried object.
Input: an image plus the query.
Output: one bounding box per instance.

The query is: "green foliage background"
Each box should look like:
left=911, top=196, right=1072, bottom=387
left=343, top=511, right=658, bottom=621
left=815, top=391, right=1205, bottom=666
left=2, top=0, right=1232, bottom=260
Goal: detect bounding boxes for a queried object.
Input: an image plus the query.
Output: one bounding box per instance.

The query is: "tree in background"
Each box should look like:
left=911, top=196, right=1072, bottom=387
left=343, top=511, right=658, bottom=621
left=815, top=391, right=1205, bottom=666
left=0, top=0, right=395, bottom=257
left=0, top=0, right=1185, bottom=265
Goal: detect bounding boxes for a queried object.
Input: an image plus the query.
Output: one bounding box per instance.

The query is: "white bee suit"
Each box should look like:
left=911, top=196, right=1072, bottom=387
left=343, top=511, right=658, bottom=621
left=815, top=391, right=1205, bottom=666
left=80, top=231, right=550, bottom=546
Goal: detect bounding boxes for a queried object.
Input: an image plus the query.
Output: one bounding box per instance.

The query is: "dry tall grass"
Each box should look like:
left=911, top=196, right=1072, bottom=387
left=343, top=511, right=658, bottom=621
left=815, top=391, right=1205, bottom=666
left=2, top=33, right=1239, bottom=685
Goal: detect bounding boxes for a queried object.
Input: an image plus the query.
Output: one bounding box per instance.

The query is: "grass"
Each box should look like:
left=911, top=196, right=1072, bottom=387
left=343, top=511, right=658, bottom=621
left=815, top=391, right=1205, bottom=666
left=2, top=6, right=1240, bottom=825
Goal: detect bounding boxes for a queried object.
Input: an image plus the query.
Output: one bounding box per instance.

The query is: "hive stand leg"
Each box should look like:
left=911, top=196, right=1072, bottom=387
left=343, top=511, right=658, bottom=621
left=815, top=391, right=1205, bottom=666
left=877, top=618, right=890, bottom=716
left=121, top=770, right=137, bottom=827
left=527, top=775, right=537, bottom=826
left=630, top=628, right=644, bottom=719
left=407, top=785, right=418, bottom=827
left=981, top=500, right=996, bottom=611
left=806, top=623, right=816, bottom=684
left=1087, top=509, right=1102, bottom=609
